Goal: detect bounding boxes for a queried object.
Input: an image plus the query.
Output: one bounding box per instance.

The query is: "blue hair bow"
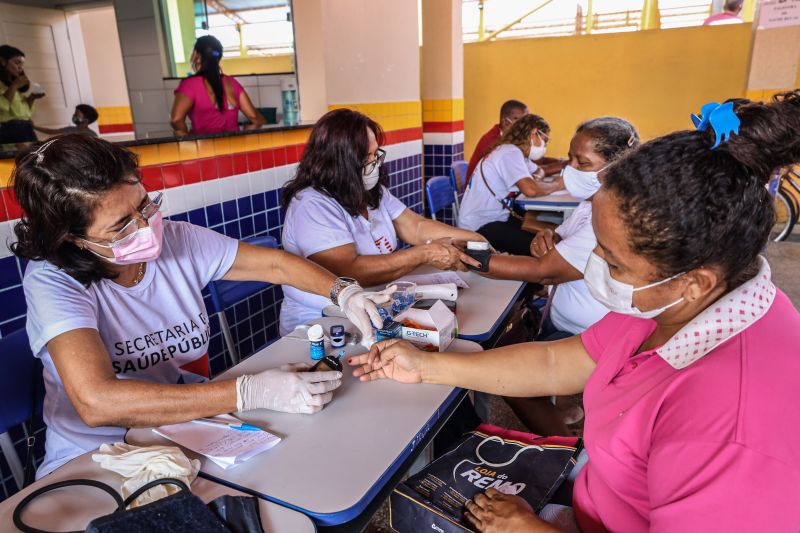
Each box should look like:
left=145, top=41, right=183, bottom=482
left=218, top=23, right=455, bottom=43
left=691, top=101, right=740, bottom=149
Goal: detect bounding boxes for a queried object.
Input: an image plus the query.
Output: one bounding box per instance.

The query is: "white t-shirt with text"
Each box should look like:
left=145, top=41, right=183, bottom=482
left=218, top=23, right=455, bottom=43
left=280, top=186, right=408, bottom=334
left=24, top=221, right=239, bottom=478
left=549, top=201, right=608, bottom=335
left=457, top=144, right=537, bottom=231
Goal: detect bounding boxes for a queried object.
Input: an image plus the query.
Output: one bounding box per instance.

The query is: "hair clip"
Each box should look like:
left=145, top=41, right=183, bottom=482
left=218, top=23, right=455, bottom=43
left=210, top=50, right=221, bottom=58
left=691, top=101, right=740, bottom=149
left=28, top=138, right=59, bottom=165
left=627, top=133, right=636, bottom=147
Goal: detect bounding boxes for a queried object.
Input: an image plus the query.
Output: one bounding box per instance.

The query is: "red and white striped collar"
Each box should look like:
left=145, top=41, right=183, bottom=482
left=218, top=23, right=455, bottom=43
left=657, top=256, right=776, bottom=370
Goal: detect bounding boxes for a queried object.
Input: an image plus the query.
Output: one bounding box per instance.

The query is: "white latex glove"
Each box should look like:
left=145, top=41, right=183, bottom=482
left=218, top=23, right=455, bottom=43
left=236, top=362, right=342, bottom=414
left=338, top=284, right=389, bottom=347
left=91, top=443, right=200, bottom=507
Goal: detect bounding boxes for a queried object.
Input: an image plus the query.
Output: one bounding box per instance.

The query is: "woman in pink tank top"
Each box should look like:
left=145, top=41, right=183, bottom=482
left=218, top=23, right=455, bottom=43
left=170, top=36, right=264, bottom=136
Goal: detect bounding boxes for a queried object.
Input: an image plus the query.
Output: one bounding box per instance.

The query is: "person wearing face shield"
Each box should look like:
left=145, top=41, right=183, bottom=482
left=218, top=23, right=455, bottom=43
left=279, top=108, right=486, bottom=335
left=349, top=93, right=800, bottom=532
left=471, top=117, right=640, bottom=435
left=457, top=114, right=565, bottom=256
left=12, top=134, right=388, bottom=479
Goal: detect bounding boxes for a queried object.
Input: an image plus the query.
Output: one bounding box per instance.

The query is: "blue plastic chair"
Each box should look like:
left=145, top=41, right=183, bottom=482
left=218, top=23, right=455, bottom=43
left=449, top=160, right=469, bottom=218
left=0, top=327, right=44, bottom=490
left=425, top=176, right=457, bottom=221
left=208, top=235, right=278, bottom=366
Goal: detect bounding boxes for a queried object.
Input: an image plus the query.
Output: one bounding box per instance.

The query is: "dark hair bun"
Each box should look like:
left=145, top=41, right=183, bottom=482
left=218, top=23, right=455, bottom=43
left=601, top=91, right=800, bottom=290
left=718, top=90, right=800, bottom=185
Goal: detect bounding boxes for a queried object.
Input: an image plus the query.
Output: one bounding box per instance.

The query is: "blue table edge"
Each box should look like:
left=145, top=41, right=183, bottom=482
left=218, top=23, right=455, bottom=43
left=458, top=281, right=527, bottom=342
left=515, top=199, right=580, bottom=207
left=196, top=387, right=466, bottom=526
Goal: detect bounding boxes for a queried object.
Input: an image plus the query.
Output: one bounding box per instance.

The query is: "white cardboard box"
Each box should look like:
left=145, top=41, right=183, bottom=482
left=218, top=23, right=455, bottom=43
left=396, top=300, right=456, bottom=351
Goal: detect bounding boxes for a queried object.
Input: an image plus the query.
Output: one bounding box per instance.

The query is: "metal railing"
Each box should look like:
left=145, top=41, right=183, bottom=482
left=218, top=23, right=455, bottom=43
left=463, top=2, right=713, bottom=42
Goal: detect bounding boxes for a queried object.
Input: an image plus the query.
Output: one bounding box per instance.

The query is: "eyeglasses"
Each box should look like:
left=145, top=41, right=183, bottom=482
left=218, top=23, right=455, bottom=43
left=363, top=148, right=386, bottom=175
left=536, top=131, right=550, bottom=144
left=84, top=192, right=163, bottom=247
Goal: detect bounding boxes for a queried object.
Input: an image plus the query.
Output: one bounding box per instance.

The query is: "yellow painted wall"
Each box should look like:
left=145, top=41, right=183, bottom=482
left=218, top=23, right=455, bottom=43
left=175, top=54, right=295, bottom=77
left=464, top=24, right=752, bottom=158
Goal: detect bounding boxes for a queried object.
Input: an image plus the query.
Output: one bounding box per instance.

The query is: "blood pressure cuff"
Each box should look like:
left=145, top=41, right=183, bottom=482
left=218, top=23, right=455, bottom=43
left=390, top=423, right=581, bottom=533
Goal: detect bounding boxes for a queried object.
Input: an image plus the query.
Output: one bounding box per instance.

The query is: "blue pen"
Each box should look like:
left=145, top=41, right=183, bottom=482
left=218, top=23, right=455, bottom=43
left=194, top=418, right=262, bottom=432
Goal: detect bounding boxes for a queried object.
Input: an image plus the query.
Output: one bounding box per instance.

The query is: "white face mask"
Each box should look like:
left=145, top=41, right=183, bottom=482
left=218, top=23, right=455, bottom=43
left=584, top=252, right=685, bottom=319
left=562, top=165, right=602, bottom=200
left=363, top=164, right=381, bottom=191
left=528, top=134, right=547, bottom=162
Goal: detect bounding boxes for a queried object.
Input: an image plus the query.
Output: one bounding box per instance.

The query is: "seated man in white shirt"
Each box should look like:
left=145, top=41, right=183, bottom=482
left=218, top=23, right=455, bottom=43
left=457, top=114, right=564, bottom=256
left=476, top=117, right=639, bottom=435
left=280, top=108, right=485, bottom=335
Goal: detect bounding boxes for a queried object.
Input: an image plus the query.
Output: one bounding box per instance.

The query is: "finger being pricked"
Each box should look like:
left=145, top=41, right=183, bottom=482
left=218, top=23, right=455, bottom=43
left=364, top=337, right=403, bottom=366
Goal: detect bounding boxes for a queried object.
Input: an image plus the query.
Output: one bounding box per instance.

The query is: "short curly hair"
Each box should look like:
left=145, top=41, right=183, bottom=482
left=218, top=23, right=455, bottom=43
left=10, top=134, right=141, bottom=286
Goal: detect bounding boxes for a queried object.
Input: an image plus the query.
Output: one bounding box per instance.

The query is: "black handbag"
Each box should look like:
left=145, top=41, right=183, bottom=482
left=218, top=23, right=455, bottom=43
left=13, top=477, right=264, bottom=533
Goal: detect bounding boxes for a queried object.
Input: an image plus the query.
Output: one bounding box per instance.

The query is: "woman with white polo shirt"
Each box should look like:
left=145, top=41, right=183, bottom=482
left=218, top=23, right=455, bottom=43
left=457, top=114, right=564, bottom=256
left=279, top=108, right=485, bottom=335
left=476, top=117, right=639, bottom=435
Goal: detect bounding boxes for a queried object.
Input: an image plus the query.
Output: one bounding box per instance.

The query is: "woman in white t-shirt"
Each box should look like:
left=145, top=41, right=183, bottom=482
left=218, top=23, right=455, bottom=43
left=11, top=134, right=386, bottom=478
left=280, top=108, right=485, bottom=334
left=475, top=117, right=639, bottom=435
left=457, top=114, right=565, bottom=255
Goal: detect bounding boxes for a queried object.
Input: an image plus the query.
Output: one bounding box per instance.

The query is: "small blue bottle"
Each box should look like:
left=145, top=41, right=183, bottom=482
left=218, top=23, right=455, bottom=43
left=307, top=324, right=325, bottom=360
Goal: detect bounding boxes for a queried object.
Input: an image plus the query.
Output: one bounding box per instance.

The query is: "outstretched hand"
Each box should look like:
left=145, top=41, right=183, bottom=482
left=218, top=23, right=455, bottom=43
left=347, top=338, right=425, bottom=384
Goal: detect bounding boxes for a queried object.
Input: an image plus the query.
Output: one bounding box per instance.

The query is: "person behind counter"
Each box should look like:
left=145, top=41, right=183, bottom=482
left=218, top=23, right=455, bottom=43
left=11, top=134, right=386, bottom=478
left=34, top=104, right=99, bottom=137
left=0, top=45, right=45, bottom=148
left=279, top=108, right=485, bottom=335
left=351, top=92, right=800, bottom=532
left=170, top=36, right=265, bottom=136
left=457, top=114, right=564, bottom=255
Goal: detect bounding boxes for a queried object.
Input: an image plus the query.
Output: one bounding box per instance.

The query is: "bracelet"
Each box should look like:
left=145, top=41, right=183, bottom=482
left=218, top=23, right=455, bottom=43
left=329, top=277, right=358, bottom=307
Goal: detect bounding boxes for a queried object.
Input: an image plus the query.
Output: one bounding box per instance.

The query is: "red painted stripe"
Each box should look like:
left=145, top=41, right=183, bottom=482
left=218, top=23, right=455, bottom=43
left=0, top=128, right=423, bottom=216
left=422, top=120, right=464, bottom=133
left=384, top=127, right=422, bottom=145
left=99, top=123, right=134, bottom=134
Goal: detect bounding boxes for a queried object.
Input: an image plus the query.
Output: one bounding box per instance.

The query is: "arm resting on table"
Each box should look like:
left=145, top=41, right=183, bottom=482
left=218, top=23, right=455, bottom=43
left=48, top=328, right=237, bottom=428
left=484, top=250, right=581, bottom=286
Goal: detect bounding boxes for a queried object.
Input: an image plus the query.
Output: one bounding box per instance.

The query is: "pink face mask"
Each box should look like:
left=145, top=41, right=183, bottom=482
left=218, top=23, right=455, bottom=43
left=84, top=211, right=164, bottom=265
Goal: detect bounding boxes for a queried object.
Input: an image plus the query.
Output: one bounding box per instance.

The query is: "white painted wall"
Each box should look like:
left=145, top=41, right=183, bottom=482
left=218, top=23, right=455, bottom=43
left=75, top=5, right=130, bottom=108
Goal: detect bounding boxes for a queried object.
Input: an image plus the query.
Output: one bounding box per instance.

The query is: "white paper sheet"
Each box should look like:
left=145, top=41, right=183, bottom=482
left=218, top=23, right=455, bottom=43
left=391, top=272, right=469, bottom=289
left=154, top=415, right=281, bottom=470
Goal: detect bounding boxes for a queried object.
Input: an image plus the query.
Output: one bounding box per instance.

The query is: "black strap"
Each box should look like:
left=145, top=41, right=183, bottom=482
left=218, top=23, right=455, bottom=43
left=123, top=477, right=190, bottom=508
left=13, top=478, right=125, bottom=533
left=480, top=156, right=524, bottom=222
left=22, top=363, right=40, bottom=487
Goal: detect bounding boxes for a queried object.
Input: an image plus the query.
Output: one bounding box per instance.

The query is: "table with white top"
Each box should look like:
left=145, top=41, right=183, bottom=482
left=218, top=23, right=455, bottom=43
left=324, top=266, right=527, bottom=343
left=126, top=319, right=483, bottom=528
left=516, top=192, right=581, bottom=218
left=0, top=451, right=316, bottom=533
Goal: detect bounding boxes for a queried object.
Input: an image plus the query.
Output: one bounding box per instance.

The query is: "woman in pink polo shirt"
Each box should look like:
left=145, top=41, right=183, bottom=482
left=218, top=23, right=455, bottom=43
left=350, top=92, right=800, bottom=532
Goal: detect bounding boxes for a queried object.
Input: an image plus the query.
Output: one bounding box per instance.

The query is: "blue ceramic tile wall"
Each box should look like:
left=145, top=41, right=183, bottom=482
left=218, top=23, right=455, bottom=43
left=0, top=152, right=423, bottom=502
left=423, top=142, right=465, bottom=226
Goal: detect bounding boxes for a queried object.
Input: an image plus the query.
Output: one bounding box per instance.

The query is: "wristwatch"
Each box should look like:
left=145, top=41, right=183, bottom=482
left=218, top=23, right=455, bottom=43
left=329, top=277, right=359, bottom=307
